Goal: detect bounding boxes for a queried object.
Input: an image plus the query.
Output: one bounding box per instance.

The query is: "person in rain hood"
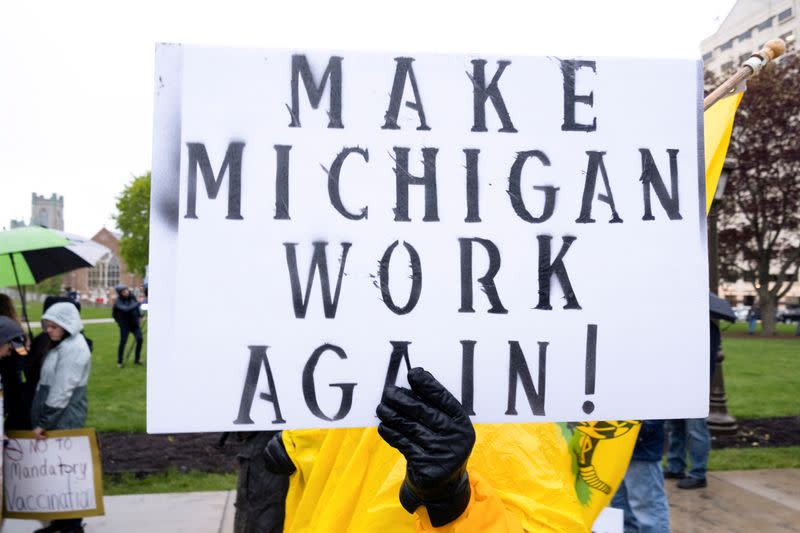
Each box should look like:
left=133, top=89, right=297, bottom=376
left=31, top=302, right=91, bottom=533
left=112, top=284, right=143, bottom=368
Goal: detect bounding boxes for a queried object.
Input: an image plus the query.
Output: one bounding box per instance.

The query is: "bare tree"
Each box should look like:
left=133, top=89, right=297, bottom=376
left=717, top=53, right=800, bottom=335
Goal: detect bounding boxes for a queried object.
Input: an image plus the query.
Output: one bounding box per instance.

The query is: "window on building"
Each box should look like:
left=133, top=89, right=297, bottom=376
left=757, top=17, right=773, bottom=30
left=719, top=39, right=733, bottom=51
left=738, top=29, right=752, bottom=41
left=721, top=60, right=734, bottom=72
left=88, top=253, right=111, bottom=288
left=107, top=256, right=120, bottom=288
left=702, top=51, right=713, bottom=61
left=778, top=8, right=792, bottom=22
left=739, top=52, right=751, bottom=64
left=781, top=31, right=796, bottom=46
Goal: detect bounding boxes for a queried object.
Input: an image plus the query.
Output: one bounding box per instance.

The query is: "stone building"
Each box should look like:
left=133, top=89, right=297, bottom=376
left=8, top=192, right=65, bottom=230
left=63, top=228, right=143, bottom=303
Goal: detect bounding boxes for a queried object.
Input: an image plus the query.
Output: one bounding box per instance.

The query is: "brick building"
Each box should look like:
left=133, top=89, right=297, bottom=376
left=63, top=228, right=143, bottom=303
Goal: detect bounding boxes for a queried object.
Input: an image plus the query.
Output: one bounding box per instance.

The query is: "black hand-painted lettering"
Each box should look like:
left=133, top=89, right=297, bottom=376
left=458, top=237, right=507, bottom=314
left=535, top=235, right=581, bottom=310
left=640, top=149, right=682, bottom=220
left=327, top=147, right=369, bottom=220
left=284, top=242, right=351, bottom=318
left=378, top=241, right=422, bottom=315
left=382, top=57, right=430, bottom=130
left=506, top=341, right=547, bottom=416
left=274, top=145, right=292, bottom=220
left=464, top=149, right=481, bottom=222
left=383, top=341, right=413, bottom=389
left=302, top=344, right=356, bottom=421
left=185, top=142, right=245, bottom=220
left=233, top=345, right=286, bottom=425
left=461, top=340, right=476, bottom=415
left=391, top=147, right=439, bottom=221
left=560, top=59, right=597, bottom=132
left=289, top=55, right=343, bottom=128
left=508, top=150, right=558, bottom=223
left=469, top=59, right=517, bottom=133
left=576, top=151, right=623, bottom=223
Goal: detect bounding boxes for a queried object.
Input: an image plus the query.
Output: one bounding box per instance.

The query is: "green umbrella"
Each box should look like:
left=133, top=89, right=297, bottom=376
left=0, top=227, right=98, bottom=337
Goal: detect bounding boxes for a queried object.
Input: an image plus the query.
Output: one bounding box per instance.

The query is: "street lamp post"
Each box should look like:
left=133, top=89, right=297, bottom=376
left=707, top=158, right=739, bottom=436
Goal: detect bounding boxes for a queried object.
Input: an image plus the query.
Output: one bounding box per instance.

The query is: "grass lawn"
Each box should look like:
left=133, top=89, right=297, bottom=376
left=18, top=299, right=113, bottom=322
left=722, top=321, right=799, bottom=336
left=709, top=446, right=800, bottom=471
left=721, top=336, right=800, bottom=419
left=104, top=470, right=236, bottom=496
left=83, top=322, right=147, bottom=432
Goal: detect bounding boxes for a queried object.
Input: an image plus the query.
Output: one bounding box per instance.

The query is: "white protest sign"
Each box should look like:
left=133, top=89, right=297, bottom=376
left=2, top=429, right=105, bottom=519
left=148, top=45, right=709, bottom=432
left=592, top=507, right=624, bottom=533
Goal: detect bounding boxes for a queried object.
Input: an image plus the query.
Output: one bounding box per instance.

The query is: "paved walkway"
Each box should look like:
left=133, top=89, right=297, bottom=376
left=2, top=469, right=798, bottom=532
left=82, top=318, right=115, bottom=325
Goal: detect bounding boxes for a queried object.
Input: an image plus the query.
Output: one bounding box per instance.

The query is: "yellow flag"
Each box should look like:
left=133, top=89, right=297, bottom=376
left=704, top=92, right=743, bottom=213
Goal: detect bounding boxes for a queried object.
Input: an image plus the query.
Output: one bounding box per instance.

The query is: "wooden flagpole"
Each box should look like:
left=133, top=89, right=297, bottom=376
left=704, top=39, right=786, bottom=110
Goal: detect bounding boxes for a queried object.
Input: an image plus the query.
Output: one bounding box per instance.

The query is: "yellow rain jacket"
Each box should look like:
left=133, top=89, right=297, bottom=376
left=277, top=92, right=742, bottom=533
left=281, top=422, right=639, bottom=532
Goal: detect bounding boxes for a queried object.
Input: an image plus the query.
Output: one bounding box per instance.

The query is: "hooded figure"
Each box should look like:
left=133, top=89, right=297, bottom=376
left=112, top=284, right=143, bottom=367
left=30, top=302, right=91, bottom=431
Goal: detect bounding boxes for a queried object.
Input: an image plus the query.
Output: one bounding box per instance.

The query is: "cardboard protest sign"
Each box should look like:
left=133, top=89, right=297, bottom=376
left=2, top=428, right=104, bottom=519
left=148, top=45, right=708, bottom=432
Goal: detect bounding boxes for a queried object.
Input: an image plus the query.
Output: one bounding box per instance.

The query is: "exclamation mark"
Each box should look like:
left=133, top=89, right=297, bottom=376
left=583, top=324, right=597, bottom=414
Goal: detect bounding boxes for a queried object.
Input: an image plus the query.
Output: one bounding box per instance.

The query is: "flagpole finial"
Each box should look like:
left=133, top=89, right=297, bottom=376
left=760, top=39, right=786, bottom=62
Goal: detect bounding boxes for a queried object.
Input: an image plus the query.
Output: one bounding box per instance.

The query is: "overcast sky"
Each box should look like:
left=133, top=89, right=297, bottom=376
left=0, top=0, right=735, bottom=237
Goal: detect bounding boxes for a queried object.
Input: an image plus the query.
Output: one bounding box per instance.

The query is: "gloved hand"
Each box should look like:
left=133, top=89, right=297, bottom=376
left=262, top=431, right=296, bottom=475
left=376, top=367, right=476, bottom=527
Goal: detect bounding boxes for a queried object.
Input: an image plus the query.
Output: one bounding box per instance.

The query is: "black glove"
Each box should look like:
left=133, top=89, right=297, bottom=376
left=376, top=367, right=476, bottom=527
left=262, top=431, right=296, bottom=475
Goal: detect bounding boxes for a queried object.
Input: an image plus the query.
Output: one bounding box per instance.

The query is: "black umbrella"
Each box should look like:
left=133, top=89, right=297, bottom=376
left=709, top=293, right=736, bottom=322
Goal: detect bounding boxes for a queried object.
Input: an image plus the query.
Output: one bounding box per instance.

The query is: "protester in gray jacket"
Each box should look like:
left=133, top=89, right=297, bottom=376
left=31, top=302, right=92, bottom=533
left=31, top=302, right=91, bottom=433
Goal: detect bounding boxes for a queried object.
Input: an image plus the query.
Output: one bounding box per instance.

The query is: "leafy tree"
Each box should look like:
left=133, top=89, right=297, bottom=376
left=114, top=172, right=151, bottom=278
left=717, top=54, right=800, bottom=335
left=33, top=274, right=63, bottom=296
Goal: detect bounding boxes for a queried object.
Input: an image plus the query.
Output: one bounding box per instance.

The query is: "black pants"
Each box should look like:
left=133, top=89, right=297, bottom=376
left=117, top=324, right=143, bottom=364
left=50, top=518, right=82, bottom=530
left=233, top=432, right=289, bottom=533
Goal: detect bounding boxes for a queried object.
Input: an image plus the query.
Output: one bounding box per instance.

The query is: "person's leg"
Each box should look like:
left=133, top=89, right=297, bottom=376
left=117, top=325, right=130, bottom=365
left=233, top=432, right=288, bottom=533
left=665, top=419, right=686, bottom=476
left=132, top=325, right=143, bottom=364
left=685, top=418, right=710, bottom=481
left=625, top=460, right=671, bottom=533
left=611, top=476, right=639, bottom=533
left=48, top=519, right=83, bottom=531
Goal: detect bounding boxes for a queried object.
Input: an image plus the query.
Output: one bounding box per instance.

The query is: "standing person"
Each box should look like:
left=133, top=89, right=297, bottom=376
left=0, top=293, right=30, bottom=431
left=0, top=316, right=27, bottom=360
left=664, top=322, right=719, bottom=489
left=746, top=305, right=758, bottom=335
left=611, top=420, right=671, bottom=532
left=112, top=284, right=143, bottom=368
left=31, top=302, right=91, bottom=533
